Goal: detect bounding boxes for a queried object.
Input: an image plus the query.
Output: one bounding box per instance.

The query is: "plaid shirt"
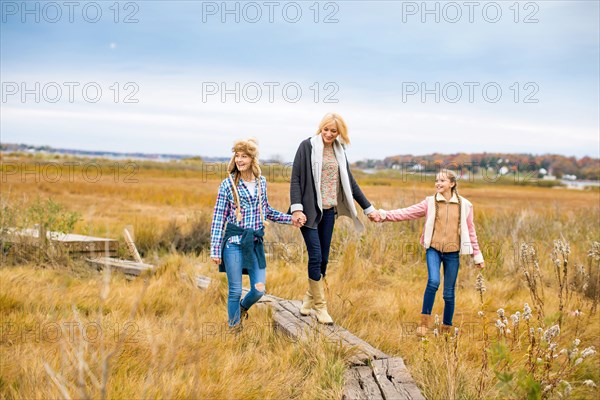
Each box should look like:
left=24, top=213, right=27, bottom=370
left=210, top=175, right=292, bottom=259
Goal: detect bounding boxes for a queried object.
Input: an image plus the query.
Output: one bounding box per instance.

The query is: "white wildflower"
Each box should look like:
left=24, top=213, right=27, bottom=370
left=581, top=346, right=596, bottom=358
left=583, top=380, right=596, bottom=388
left=510, top=312, right=520, bottom=327
left=497, top=308, right=505, bottom=318
left=434, top=314, right=440, bottom=326
left=569, top=348, right=579, bottom=360
left=475, top=272, right=486, bottom=294
left=496, top=319, right=506, bottom=334
left=478, top=311, right=485, bottom=317
left=575, top=358, right=583, bottom=365
left=543, top=385, right=552, bottom=393
left=523, top=303, right=532, bottom=320
left=561, top=380, right=572, bottom=396
left=588, top=242, right=600, bottom=262
left=573, top=338, right=581, bottom=347
left=433, top=328, right=439, bottom=338
left=542, top=325, right=560, bottom=342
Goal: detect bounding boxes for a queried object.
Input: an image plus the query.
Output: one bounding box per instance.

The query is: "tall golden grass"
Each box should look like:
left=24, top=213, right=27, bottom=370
left=1, top=154, right=599, bottom=399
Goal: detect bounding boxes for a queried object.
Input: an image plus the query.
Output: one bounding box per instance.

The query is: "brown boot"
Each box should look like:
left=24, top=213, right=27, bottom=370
left=228, top=323, right=243, bottom=335
left=441, top=324, right=453, bottom=335
left=416, top=314, right=431, bottom=337
left=240, top=302, right=249, bottom=321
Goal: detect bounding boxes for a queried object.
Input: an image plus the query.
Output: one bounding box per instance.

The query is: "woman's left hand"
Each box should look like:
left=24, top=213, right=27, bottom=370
left=475, top=262, right=485, bottom=269
left=367, top=210, right=381, bottom=222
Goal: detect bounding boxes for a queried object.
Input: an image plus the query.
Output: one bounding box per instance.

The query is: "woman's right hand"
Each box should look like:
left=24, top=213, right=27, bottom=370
left=211, top=257, right=221, bottom=264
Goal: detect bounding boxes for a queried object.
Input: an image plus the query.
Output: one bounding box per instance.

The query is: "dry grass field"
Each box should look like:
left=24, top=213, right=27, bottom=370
left=1, top=153, right=599, bottom=399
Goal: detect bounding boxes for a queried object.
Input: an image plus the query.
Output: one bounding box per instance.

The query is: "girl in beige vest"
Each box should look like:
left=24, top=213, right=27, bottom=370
left=378, top=169, right=485, bottom=336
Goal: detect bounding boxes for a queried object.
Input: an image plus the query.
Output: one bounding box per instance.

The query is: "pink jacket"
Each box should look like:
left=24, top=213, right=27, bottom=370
left=383, top=194, right=484, bottom=264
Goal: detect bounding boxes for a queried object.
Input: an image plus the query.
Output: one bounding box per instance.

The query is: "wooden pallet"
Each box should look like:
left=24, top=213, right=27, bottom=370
left=86, top=257, right=154, bottom=276
left=196, top=274, right=424, bottom=400
left=4, top=228, right=118, bottom=256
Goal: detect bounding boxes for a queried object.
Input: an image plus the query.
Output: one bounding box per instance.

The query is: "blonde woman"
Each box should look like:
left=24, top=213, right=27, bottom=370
left=210, top=139, right=300, bottom=331
left=378, top=169, right=485, bottom=336
left=290, top=113, right=380, bottom=325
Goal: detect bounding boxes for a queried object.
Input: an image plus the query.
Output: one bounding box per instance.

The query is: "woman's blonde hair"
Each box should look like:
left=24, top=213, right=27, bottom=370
left=316, top=113, right=350, bottom=145
left=226, top=138, right=266, bottom=224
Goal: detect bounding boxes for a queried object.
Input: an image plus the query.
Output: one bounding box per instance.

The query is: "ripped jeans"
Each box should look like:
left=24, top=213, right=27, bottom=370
left=223, top=242, right=266, bottom=327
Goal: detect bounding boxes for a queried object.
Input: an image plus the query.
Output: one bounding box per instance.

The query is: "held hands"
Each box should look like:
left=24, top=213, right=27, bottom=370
left=211, top=258, right=221, bottom=265
left=475, top=262, right=485, bottom=269
left=292, top=211, right=307, bottom=228
left=367, top=210, right=382, bottom=223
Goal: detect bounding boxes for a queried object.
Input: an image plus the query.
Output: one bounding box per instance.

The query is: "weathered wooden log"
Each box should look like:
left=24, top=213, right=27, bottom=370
left=341, top=368, right=368, bottom=400
left=194, top=274, right=425, bottom=399
left=355, top=366, right=385, bottom=400
left=373, top=358, right=425, bottom=400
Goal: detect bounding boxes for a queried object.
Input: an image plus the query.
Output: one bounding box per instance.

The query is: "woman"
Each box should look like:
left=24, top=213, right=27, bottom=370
left=290, top=113, right=380, bottom=325
left=210, top=138, right=300, bottom=331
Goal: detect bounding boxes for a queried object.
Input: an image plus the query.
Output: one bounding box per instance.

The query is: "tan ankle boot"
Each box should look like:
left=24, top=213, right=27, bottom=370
left=416, top=314, right=431, bottom=337
left=308, top=277, right=334, bottom=325
left=300, top=281, right=313, bottom=316
left=441, top=324, right=453, bottom=335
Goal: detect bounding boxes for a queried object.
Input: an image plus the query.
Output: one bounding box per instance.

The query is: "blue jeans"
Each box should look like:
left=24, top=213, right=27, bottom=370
left=422, top=248, right=460, bottom=326
left=222, top=242, right=266, bottom=327
left=300, top=208, right=336, bottom=281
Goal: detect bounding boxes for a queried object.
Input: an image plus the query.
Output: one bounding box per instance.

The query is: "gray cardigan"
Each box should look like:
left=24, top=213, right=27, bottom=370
left=289, top=136, right=375, bottom=231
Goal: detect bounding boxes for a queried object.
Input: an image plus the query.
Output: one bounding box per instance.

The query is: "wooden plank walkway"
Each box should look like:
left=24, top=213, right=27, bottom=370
left=196, top=274, right=425, bottom=400
left=83, top=258, right=424, bottom=399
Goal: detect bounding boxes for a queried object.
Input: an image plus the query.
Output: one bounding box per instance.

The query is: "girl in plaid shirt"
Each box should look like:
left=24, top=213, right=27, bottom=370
left=210, top=139, right=299, bottom=331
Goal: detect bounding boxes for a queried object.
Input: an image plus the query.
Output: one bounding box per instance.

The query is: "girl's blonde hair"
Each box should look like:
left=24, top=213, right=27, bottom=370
left=227, top=138, right=261, bottom=178
left=316, top=113, right=350, bottom=145
left=226, top=138, right=266, bottom=224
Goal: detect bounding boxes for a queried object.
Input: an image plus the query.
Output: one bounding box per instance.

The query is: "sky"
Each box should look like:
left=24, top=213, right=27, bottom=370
left=1, top=0, right=599, bottom=161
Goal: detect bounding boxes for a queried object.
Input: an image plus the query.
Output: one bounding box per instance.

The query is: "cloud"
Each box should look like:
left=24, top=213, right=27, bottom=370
left=2, top=70, right=597, bottom=160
